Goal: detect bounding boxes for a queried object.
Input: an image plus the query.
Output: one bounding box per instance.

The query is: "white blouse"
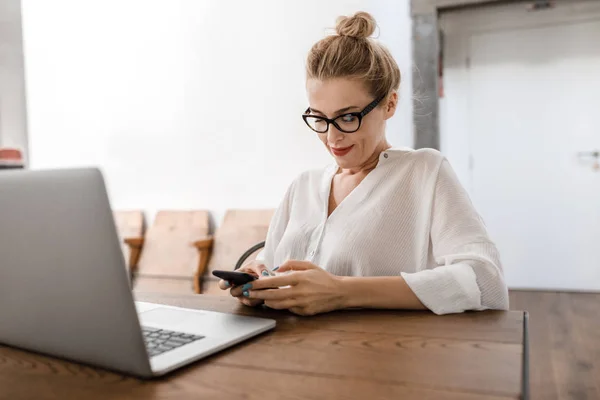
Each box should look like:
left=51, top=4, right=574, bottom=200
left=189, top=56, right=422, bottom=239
left=258, top=148, right=509, bottom=315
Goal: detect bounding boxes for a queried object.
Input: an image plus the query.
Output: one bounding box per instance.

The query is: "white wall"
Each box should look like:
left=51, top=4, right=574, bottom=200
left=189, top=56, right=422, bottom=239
left=21, top=0, right=412, bottom=224
left=0, top=0, right=28, bottom=160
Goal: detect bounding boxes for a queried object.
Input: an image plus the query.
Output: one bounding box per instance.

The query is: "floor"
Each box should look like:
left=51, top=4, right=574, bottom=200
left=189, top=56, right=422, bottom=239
left=509, top=290, right=600, bottom=400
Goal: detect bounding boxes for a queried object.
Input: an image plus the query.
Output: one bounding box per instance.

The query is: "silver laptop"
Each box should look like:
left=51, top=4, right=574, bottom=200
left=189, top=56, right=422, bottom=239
left=0, top=167, right=275, bottom=378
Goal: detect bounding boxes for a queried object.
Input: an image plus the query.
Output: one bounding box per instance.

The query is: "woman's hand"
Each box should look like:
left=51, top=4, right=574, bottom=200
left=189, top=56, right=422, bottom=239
left=218, top=260, right=270, bottom=307
left=239, top=260, right=346, bottom=316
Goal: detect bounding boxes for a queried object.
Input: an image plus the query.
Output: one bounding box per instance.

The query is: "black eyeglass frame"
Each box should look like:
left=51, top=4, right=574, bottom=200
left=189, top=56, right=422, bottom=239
left=302, top=94, right=386, bottom=134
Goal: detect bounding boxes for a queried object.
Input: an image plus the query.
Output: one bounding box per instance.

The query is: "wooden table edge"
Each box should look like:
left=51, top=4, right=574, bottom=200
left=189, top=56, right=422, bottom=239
left=521, top=311, right=530, bottom=400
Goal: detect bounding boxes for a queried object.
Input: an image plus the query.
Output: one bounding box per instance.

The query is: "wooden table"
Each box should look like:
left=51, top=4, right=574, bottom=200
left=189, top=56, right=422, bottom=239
left=0, top=293, right=529, bottom=400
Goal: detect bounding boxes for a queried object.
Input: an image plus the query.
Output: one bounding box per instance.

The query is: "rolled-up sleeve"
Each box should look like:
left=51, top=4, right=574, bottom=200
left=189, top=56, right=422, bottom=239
left=401, top=159, right=509, bottom=315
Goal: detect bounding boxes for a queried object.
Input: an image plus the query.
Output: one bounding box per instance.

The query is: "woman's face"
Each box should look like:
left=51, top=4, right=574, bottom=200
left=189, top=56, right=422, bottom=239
left=305, top=78, right=397, bottom=170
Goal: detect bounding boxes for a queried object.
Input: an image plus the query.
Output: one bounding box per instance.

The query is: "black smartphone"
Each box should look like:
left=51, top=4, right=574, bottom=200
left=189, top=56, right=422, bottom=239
left=212, top=270, right=257, bottom=286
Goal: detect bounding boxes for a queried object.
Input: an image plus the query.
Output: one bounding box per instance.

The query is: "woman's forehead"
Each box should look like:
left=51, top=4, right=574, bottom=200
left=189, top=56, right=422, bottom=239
left=306, top=78, right=371, bottom=112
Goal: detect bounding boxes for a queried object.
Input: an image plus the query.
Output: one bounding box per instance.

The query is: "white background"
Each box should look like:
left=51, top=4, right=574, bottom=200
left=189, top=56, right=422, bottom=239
left=19, top=0, right=414, bottom=223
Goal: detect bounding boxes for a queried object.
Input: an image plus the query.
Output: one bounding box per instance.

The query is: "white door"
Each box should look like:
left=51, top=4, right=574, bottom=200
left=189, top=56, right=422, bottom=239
left=441, top=1, right=600, bottom=291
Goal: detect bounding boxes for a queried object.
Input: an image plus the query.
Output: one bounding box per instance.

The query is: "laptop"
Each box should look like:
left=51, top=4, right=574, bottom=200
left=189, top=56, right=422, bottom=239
left=0, top=167, right=275, bottom=378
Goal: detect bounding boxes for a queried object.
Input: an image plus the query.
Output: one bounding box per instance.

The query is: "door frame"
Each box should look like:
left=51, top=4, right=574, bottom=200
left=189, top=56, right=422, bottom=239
left=438, top=0, right=600, bottom=192
left=409, top=0, right=600, bottom=150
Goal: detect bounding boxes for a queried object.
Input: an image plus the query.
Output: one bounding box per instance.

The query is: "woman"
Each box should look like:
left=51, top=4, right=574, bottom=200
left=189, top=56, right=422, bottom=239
left=219, top=11, right=509, bottom=315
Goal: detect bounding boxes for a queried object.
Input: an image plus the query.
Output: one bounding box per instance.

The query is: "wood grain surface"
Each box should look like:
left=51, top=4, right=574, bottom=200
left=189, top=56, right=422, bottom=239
left=0, top=293, right=525, bottom=400
left=510, top=290, right=600, bottom=400
left=135, top=211, right=209, bottom=278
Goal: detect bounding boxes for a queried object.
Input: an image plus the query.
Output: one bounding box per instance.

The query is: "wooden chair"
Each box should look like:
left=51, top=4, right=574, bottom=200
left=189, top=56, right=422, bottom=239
left=113, top=210, right=145, bottom=271
left=196, top=209, right=274, bottom=295
left=126, top=211, right=211, bottom=294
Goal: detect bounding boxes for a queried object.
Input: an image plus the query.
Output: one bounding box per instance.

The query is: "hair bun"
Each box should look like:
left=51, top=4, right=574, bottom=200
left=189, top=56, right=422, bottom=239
left=335, top=11, right=376, bottom=39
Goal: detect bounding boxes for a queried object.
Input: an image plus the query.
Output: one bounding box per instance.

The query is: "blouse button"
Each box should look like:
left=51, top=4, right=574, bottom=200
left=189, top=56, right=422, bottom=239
left=309, top=250, right=315, bottom=257
left=383, top=153, right=389, bottom=159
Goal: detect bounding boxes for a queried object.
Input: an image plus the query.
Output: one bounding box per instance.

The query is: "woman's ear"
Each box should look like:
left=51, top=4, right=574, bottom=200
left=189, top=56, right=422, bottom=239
left=384, top=91, right=398, bottom=120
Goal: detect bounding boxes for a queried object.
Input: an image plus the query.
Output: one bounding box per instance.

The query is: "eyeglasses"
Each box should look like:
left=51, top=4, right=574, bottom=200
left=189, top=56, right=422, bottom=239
left=302, top=95, right=385, bottom=134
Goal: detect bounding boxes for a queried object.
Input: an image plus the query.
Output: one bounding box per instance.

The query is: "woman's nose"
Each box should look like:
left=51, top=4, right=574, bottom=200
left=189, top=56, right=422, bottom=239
left=327, top=124, right=345, bottom=143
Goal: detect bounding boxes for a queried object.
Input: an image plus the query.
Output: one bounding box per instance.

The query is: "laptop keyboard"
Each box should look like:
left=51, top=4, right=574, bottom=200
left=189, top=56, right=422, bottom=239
left=142, top=326, right=205, bottom=357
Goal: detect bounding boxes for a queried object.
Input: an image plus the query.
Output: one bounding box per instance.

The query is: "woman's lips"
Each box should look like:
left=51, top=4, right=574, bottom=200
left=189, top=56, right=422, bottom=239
left=331, top=145, right=354, bottom=157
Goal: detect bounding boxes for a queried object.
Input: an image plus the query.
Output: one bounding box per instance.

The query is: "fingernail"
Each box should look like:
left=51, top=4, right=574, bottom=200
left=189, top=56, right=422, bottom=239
left=243, top=290, right=250, bottom=297
left=241, top=283, right=253, bottom=291
left=261, top=270, right=270, bottom=276
left=223, top=281, right=231, bottom=288
left=273, top=266, right=280, bottom=271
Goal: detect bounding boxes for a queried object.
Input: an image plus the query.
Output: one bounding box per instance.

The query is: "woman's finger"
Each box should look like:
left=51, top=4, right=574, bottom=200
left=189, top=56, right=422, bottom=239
left=247, top=287, right=296, bottom=301
left=230, top=286, right=241, bottom=297
left=239, top=260, right=268, bottom=277
left=218, top=279, right=232, bottom=290
left=264, top=298, right=301, bottom=310
left=237, top=297, right=263, bottom=307
left=249, top=273, right=300, bottom=290
left=248, top=265, right=268, bottom=276
left=289, top=306, right=315, bottom=316
left=230, top=281, right=259, bottom=296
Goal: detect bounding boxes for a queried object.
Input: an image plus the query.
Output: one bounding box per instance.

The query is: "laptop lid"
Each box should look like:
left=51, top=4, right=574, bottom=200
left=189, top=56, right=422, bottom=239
left=0, top=168, right=152, bottom=377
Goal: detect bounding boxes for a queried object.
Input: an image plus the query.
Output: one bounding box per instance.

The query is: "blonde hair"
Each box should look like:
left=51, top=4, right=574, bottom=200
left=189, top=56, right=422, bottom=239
left=306, top=12, right=401, bottom=100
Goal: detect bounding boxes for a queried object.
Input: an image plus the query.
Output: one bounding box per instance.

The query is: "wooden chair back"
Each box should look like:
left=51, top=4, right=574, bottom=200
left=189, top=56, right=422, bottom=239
left=201, top=209, right=274, bottom=294
left=137, top=211, right=210, bottom=278
left=113, top=210, right=145, bottom=269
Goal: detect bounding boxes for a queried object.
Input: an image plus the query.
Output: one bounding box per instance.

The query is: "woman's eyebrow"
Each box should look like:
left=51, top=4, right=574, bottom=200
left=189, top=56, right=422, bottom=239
left=309, top=105, right=361, bottom=115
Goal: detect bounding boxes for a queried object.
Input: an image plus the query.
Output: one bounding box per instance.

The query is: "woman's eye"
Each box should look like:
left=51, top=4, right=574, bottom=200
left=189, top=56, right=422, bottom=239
left=341, top=114, right=357, bottom=123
